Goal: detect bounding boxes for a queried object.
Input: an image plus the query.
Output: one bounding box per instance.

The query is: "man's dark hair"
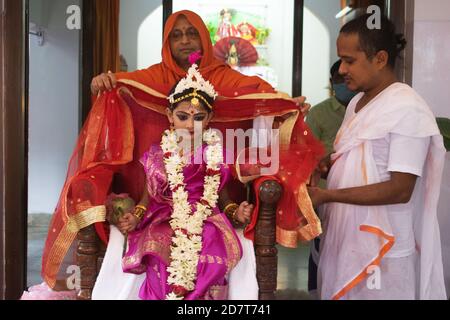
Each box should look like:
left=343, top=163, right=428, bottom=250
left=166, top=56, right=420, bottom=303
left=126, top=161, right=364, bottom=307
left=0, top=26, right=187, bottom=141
left=330, top=60, right=341, bottom=78
left=340, top=14, right=407, bottom=69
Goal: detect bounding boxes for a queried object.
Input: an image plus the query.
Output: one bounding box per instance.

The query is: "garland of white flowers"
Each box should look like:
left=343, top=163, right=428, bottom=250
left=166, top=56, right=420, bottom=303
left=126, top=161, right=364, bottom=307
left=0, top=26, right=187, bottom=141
left=161, top=128, right=223, bottom=300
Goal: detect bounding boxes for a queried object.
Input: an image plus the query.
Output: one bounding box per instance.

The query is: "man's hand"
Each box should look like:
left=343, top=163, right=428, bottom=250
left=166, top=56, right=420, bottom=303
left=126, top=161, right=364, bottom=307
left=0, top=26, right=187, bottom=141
left=309, top=156, right=332, bottom=187
left=291, top=96, right=311, bottom=116
left=91, top=71, right=117, bottom=95
left=235, top=201, right=254, bottom=224
left=117, top=212, right=139, bottom=235
left=307, top=186, right=328, bottom=208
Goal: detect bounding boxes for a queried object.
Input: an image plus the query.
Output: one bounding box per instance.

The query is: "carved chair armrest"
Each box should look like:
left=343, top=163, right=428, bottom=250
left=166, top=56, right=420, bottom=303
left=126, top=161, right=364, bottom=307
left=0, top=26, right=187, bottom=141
left=254, top=179, right=282, bottom=300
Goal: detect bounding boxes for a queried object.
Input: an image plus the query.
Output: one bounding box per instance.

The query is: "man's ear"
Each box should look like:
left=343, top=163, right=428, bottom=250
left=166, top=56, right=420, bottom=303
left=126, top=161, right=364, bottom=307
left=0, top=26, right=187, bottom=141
left=375, top=50, right=389, bottom=70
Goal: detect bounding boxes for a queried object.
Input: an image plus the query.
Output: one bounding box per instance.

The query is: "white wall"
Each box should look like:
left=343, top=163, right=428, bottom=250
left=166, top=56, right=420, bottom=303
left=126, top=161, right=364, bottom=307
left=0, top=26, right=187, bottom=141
left=412, top=0, right=450, bottom=297
left=138, top=6, right=163, bottom=70
left=28, top=0, right=80, bottom=214
left=304, top=0, right=341, bottom=67
left=120, top=0, right=162, bottom=71
left=302, top=0, right=342, bottom=106
left=301, top=8, right=331, bottom=107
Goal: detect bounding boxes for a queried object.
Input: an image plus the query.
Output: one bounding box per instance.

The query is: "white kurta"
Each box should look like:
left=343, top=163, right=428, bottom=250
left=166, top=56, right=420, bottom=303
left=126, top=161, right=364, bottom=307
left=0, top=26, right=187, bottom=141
left=318, top=82, right=447, bottom=300
left=92, top=226, right=258, bottom=300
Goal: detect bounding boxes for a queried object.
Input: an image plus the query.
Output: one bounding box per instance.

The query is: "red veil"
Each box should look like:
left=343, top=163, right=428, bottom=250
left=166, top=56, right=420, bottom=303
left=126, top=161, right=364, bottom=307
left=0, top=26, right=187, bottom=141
left=41, top=10, right=324, bottom=289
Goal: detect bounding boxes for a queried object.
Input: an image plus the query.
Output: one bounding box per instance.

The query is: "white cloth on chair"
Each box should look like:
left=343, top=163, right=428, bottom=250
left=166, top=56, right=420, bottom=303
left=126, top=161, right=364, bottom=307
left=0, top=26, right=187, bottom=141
left=228, top=228, right=259, bottom=300
left=92, top=226, right=258, bottom=300
left=92, top=226, right=145, bottom=300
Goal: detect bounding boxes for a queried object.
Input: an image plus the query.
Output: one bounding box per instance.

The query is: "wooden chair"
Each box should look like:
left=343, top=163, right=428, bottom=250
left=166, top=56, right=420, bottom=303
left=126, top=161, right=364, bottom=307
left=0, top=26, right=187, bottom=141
left=76, top=179, right=282, bottom=300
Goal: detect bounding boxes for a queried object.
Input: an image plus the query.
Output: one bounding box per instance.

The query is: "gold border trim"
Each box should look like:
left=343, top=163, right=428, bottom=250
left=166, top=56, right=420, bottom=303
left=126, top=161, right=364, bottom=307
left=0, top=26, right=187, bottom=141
left=117, top=79, right=167, bottom=98
left=67, top=205, right=107, bottom=232
left=44, top=206, right=107, bottom=288
left=117, top=79, right=294, bottom=101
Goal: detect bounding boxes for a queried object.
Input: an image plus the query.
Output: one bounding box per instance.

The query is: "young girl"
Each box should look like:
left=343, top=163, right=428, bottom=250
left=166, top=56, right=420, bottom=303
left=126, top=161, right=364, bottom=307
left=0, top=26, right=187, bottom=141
left=94, top=64, right=256, bottom=300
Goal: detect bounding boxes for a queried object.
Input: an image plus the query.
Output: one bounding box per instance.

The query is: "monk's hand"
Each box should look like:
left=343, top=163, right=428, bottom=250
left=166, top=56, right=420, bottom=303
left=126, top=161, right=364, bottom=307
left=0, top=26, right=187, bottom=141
left=291, top=96, right=311, bottom=116
left=235, top=201, right=254, bottom=225
left=307, top=186, right=328, bottom=207
left=91, top=70, right=117, bottom=95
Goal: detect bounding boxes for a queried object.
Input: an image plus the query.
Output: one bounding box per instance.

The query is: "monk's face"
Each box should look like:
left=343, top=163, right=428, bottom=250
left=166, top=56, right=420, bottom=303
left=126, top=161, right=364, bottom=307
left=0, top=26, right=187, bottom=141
left=337, top=33, right=386, bottom=92
left=169, top=16, right=203, bottom=70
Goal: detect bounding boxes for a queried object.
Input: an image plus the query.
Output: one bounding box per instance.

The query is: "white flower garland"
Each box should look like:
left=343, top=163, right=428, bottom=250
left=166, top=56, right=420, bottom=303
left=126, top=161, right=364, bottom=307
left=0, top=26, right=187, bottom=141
left=161, top=128, right=223, bottom=300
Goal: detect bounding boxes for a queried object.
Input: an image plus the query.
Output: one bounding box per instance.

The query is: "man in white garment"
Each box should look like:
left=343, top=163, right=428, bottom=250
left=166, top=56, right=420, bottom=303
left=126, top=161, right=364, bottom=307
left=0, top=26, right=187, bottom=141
left=308, top=14, right=447, bottom=300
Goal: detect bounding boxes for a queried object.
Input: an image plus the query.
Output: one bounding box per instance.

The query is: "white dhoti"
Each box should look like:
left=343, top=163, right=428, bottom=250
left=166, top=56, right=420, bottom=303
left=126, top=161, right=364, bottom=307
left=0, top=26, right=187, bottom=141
left=318, top=83, right=447, bottom=300
left=341, top=253, right=417, bottom=300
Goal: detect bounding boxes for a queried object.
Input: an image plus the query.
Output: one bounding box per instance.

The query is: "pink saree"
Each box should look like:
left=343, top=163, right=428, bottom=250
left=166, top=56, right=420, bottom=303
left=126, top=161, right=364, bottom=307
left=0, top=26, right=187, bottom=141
left=122, top=144, right=243, bottom=300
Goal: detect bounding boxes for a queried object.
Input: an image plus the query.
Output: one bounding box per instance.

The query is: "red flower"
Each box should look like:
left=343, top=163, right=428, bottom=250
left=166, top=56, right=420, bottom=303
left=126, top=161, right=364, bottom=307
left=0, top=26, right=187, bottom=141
left=172, top=285, right=188, bottom=297
left=175, top=228, right=188, bottom=235
left=172, top=184, right=183, bottom=192
left=206, top=169, right=220, bottom=176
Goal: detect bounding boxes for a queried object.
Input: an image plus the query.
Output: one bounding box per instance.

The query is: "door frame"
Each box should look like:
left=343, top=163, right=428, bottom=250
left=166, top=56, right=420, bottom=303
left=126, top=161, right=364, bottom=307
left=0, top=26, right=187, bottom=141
left=388, top=0, right=415, bottom=86
left=0, top=0, right=28, bottom=300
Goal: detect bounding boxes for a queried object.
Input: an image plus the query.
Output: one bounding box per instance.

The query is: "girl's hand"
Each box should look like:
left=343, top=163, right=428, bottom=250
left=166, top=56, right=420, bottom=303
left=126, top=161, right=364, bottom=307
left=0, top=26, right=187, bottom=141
left=117, top=212, right=139, bottom=234
left=235, top=201, right=254, bottom=224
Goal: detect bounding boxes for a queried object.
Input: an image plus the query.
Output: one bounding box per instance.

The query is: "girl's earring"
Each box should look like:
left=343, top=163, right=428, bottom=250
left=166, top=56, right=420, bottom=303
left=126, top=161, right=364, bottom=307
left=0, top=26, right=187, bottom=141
left=170, top=122, right=175, bottom=130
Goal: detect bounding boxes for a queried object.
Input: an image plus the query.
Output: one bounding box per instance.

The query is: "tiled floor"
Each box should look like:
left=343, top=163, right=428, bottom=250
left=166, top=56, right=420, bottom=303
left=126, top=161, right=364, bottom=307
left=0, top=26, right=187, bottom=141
left=27, top=214, right=314, bottom=299
left=27, top=215, right=51, bottom=287
left=276, top=244, right=314, bottom=300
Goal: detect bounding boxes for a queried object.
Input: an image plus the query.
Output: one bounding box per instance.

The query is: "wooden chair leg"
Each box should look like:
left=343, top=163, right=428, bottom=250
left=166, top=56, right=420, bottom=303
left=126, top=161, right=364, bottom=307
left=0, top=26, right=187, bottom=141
left=255, top=180, right=282, bottom=300
left=97, top=242, right=106, bottom=275
left=76, top=225, right=99, bottom=300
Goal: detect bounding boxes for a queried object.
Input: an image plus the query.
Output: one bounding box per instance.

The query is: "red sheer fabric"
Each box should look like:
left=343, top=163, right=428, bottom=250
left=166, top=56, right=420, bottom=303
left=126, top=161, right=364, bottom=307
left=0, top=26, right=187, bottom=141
left=41, top=82, right=323, bottom=288
left=236, top=114, right=325, bottom=247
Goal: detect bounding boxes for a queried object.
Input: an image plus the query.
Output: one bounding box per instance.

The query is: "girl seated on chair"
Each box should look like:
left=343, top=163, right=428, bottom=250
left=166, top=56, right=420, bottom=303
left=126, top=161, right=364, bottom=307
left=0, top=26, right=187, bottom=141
left=106, top=64, right=255, bottom=300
